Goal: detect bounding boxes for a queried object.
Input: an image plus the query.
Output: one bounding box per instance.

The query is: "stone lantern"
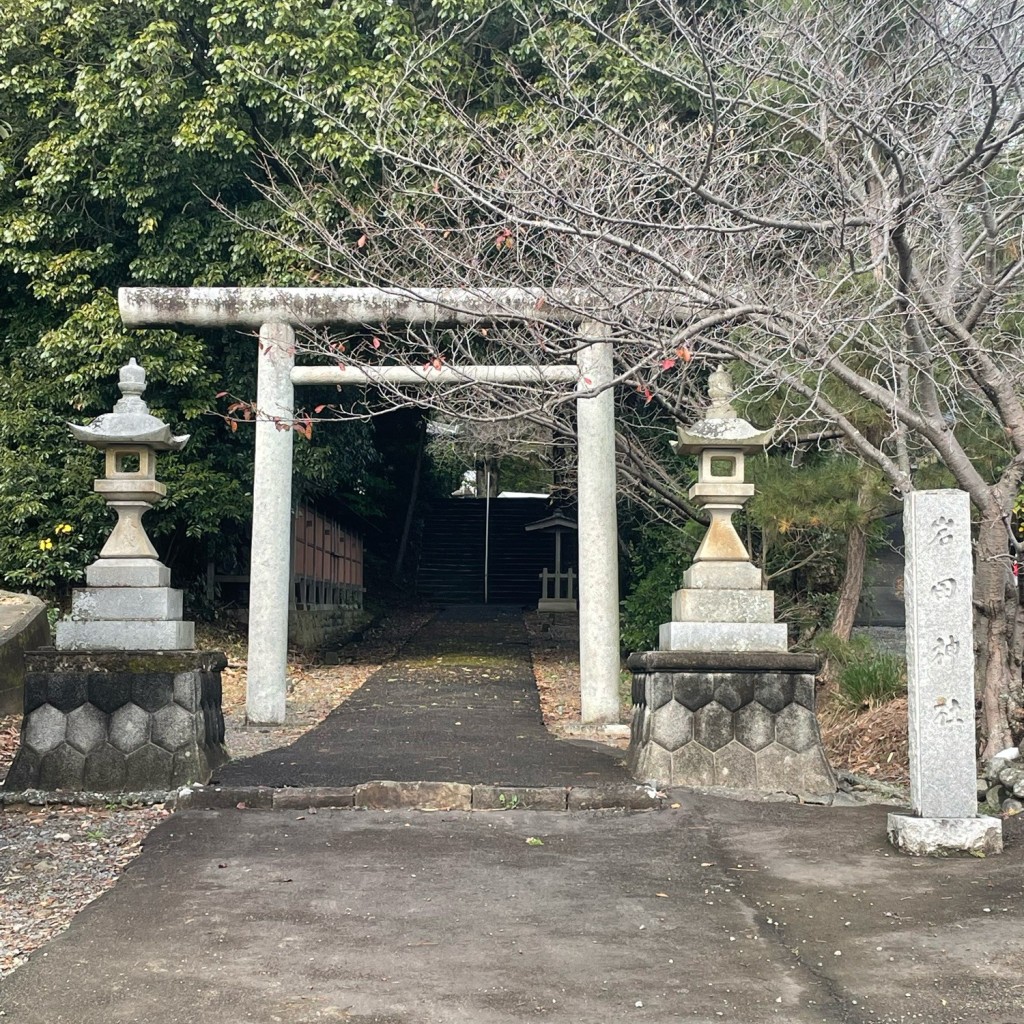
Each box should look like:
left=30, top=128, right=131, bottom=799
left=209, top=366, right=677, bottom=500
left=672, top=366, right=774, bottom=592
left=2, top=359, right=227, bottom=795
left=659, top=365, right=785, bottom=652
left=57, top=358, right=194, bottom=650
left=626, top=365, right=835, bottom=797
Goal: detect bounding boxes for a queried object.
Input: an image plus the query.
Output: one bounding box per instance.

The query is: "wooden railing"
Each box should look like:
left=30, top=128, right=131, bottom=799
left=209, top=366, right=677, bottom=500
left=539, top=567, right=576, bottom=604
left=206, top=505, right=364, bottom=610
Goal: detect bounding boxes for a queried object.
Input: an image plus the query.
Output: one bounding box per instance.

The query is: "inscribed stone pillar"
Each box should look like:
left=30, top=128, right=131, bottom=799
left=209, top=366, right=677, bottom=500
left=887, top=490, right=1002, bottom=855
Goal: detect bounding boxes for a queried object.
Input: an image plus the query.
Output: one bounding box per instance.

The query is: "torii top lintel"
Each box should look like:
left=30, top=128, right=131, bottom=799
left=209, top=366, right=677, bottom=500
left=118, top=286, right=639, bottom=330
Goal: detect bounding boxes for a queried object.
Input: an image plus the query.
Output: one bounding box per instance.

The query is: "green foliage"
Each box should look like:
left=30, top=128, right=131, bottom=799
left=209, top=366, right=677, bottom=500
left=746, top=453, right=890, bottom=635
left=838, top=654, right=906, bottom=708
left=0, top=0, right=444, bottom=600
left=815, top=632, right=906, bottom=708
left=620, top=519, right=703, bottom=652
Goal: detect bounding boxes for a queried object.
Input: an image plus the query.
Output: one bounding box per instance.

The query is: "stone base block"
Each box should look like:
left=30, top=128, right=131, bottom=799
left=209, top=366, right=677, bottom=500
left=56, top=619, right=194, bottom=651
left=354, top=780, right=472, bottom=811
left=671, top=588, right=774, bottom=623
left=627, top=651, right=834, bottom=796
left=683, top=561, right=762, bottom=590
left=86, top=557, right=170, bottom=588
left=537, top=598, right=578, bottom=613
left=887, top=813, right=1003, bottom=856
left=659, top=621, right=788, bottom=653
left=70, top=586, right=183, bottom=622
left=2, top=650, right=228, bottom=793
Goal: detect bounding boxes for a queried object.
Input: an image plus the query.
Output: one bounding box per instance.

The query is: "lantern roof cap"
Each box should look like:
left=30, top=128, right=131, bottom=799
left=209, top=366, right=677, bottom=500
left=674, top=366, right=774, bottom=454
left=525, top=512, right=578, bottom=533
left=68, top=359, right=189, bottom=451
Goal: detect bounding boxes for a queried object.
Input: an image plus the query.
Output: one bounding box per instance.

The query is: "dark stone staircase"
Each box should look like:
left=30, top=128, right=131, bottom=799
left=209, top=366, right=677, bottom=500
left=416, top=498, right=576, bottom=604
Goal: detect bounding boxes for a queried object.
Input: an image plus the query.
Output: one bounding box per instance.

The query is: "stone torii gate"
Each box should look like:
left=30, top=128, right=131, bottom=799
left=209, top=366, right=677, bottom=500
left=118, top=287, right=622, bottom=726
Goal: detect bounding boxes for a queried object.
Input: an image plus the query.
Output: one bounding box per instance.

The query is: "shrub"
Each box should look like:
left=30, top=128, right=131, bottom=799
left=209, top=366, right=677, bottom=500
left=838, top=653, right=906, bottom=708
left=814, top=632, right=906, bottom=708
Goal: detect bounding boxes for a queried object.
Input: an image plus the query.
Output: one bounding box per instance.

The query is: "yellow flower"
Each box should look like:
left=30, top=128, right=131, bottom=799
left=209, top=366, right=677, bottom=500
left=54, top=523, right=73, bottom=535
left=38, top=538, right=54, bottom=551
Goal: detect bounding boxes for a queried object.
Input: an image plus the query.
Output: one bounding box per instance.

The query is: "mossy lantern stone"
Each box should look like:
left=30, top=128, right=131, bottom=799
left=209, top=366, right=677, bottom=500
left=3, top=360, right=228, bottom=795
left=627, top=369, right=835, bottom=797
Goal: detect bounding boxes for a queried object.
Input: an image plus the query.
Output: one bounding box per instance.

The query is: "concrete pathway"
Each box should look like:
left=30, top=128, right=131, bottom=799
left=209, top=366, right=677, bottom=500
left=214, top=605, right=628, bottom=789
left=1, top=605, right=1022, bottom=1023
left=1, top=796, right=1021, bottom=1023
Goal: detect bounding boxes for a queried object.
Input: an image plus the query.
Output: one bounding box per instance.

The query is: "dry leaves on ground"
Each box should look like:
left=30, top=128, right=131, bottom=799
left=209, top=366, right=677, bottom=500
left=819, top=696, right=910, bottom=783
left=0, top=713, right=19, bottom=785
left=523, top=612, right=631, bottom=749
left=0, top=803, right=170, bottom=976
left=523, top=612, right=583, bottom=727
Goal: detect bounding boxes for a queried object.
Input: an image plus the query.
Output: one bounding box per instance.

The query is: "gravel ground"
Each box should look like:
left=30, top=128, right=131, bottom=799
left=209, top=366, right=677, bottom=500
left=0, top=803, right=170, bottom=976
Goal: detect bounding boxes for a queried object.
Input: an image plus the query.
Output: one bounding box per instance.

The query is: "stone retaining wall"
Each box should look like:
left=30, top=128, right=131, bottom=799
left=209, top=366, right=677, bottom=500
left=287, top=606, right=372, bottom=652
left=0, top=592, right=49, bottom=716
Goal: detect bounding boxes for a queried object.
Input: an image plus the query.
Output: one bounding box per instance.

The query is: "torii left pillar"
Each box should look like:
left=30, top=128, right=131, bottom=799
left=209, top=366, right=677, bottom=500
left=247, top=322, right=295, bottom=724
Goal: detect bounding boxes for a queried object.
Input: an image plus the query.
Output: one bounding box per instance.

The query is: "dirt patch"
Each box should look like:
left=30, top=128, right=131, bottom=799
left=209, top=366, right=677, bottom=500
left=523, top=611, right=631, bottom=749
left=0, top=803, right=170, bottom=976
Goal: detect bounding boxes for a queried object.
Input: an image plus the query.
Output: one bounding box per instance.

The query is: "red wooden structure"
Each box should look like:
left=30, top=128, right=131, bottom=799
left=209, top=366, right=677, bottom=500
left=291, top=504, right=363, bottom=610
left=206, top=505, right=363, bottom=610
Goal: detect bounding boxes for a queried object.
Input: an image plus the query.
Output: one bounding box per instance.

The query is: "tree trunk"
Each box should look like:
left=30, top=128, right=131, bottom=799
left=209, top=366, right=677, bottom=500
left=831, top=508, right=870, bottom=643
left=973, top=508, right=1024, bottom=757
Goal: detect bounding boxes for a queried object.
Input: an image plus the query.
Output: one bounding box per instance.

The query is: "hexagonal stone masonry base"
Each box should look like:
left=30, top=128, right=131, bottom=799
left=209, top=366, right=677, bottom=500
left=626, top=650, right=835, bottom=797
left=2, top=650, right=228, bottom=794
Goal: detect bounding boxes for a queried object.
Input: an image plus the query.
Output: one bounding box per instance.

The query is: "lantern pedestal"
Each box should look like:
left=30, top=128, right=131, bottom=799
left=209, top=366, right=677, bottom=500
left=57, top=569, right=194, bottom=651
left=627, top=650, right=834, bottom=797
left=3, top=650, right=227, bottom=794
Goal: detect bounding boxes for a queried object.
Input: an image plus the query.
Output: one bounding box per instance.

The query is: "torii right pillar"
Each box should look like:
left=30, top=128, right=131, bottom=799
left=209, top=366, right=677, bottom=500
left=628, top=367, right=835, bottom=797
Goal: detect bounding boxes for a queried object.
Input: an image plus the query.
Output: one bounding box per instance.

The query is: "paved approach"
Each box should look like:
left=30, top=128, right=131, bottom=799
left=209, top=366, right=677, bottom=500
left=1, top=606, right=1022, bottom=1024
left=215, top=605, right=629, bottom=789
left=1, top=798, right=1021, bottom=1024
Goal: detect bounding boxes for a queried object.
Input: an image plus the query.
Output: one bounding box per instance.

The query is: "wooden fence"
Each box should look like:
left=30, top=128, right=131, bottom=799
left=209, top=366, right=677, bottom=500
left=292, top=504, right=363, bottom=610
left=206, top=505, right=364, bottom=610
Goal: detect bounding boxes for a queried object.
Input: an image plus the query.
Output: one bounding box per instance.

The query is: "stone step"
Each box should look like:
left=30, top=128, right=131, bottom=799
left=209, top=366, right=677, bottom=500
left=659, top=621, right=788, bottom=653
left=671, top=588, right=775, bottom=624
left=86, top=558, right=170, bottom=588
